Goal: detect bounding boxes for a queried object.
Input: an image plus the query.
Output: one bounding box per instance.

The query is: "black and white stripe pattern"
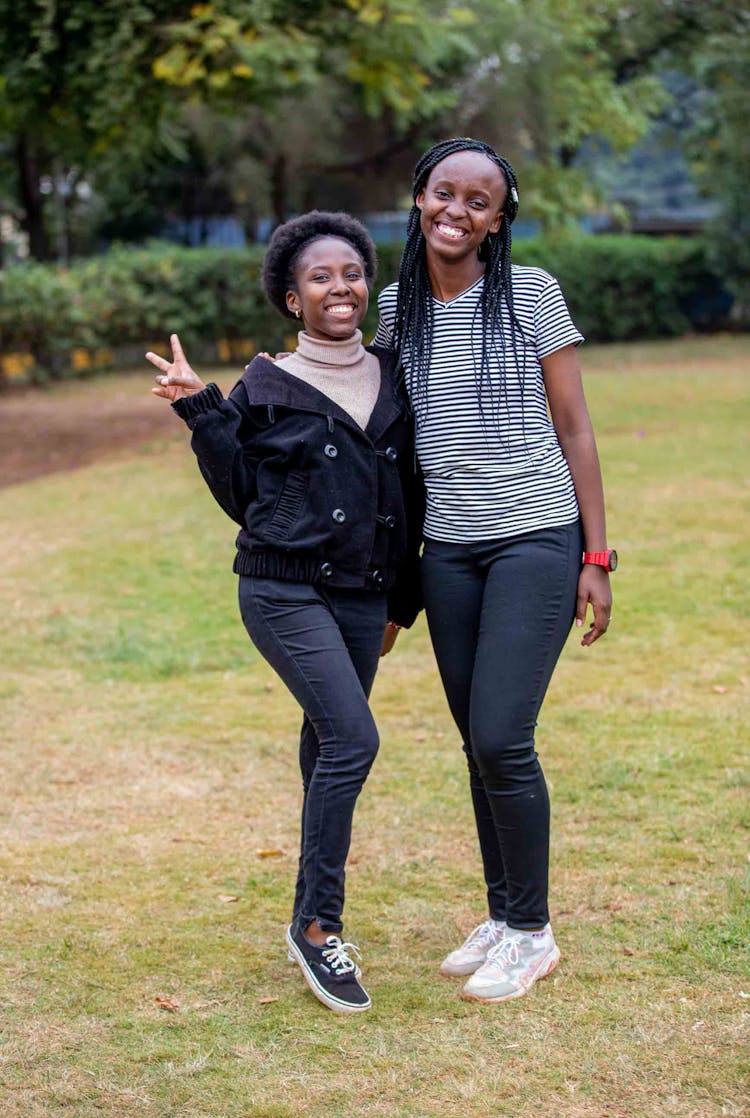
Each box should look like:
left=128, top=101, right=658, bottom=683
left=374, top=266, right=583, bottom=543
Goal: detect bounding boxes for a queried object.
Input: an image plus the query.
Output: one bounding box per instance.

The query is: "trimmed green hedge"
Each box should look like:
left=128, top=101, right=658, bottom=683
left=513, top=235, right=733, bottom=342
left=0, top=235, right=734, bottom=383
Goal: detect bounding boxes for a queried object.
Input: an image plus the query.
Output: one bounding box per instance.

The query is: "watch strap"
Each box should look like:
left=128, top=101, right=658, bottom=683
left=582, top=549, right=616, bottom=571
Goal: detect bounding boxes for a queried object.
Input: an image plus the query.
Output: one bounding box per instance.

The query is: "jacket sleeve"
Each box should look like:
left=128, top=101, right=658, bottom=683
left=386, top=430, right=425, bottom=629
left=171, top=381, right=260, bottom=526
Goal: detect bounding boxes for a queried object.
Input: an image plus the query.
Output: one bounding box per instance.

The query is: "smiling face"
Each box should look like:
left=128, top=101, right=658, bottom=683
left=286, top=236, right=370, bottom=342
left=416, top=150, right=507, bottom=264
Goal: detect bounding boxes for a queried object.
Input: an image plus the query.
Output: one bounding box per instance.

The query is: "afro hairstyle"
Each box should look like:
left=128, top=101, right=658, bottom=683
left=261, top=211, right=377, bottom=319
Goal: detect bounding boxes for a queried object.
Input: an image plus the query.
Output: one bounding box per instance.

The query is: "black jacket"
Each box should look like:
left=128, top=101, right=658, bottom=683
left=173, top=346, right=424, bottom=627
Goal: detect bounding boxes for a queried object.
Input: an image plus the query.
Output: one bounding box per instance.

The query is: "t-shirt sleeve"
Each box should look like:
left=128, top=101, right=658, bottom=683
left=372, top=285, right=396, bottom=348
left=534, top=277, right=584, bottom=359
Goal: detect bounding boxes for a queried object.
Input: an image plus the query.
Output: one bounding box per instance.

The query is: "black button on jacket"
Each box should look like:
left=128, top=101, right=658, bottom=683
left=172, top=346, right=424, bottom=628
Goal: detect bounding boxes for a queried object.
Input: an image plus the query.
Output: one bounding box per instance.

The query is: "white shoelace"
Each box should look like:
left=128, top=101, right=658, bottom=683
left=465, top=920, right=505, bottom=948
left=322, top=937, right=362, bottom=975
left=485, top=934, right=523, bottom=970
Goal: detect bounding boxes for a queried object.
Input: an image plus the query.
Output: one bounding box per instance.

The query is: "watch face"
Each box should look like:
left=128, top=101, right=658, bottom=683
left=609, top=549, right=618, bottom=572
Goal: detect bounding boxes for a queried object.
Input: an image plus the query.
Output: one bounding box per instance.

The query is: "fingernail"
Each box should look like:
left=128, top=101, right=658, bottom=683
left=575, top=619, right=583, bottom=627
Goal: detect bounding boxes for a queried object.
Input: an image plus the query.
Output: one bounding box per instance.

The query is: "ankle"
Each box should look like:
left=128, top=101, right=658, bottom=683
left=304, top=919, right=335, bottom=947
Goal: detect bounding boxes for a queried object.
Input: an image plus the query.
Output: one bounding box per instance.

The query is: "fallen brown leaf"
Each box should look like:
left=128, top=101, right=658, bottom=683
left=154, top=995, right=179, bottom=1012
left=217, top=894, right=239, bottom=903
left=258, top=996, right=279, bottom=1005
left=256, top=849, right=284, bottom=858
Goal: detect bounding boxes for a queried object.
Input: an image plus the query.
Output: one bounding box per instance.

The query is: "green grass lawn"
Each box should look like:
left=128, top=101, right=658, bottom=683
left=0, top=336, right=748, bottom=1118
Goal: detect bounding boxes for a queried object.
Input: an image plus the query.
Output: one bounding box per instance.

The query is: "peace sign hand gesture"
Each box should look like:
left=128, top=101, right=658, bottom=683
left=147, top=333, right=207, bottom=402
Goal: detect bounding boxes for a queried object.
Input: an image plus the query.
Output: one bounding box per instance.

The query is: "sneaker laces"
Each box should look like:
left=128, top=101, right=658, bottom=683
left=464, top=920, right=505, bottom=949
left=485, top=932, right=523, bottom=971
left=322, top=936, right=362, bottom=975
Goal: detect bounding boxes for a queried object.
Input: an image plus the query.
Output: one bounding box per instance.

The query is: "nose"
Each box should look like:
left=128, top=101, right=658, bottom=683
left=445, top=197, right=467, bottom=220
left=330, top=273, right=352, bottom=294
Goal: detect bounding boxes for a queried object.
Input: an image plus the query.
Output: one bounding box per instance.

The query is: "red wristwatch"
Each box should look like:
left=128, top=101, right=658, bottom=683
left=582, top=549, right=618, bottom=572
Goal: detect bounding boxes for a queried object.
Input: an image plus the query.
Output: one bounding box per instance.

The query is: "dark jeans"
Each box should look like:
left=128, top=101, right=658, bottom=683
left=238, top=575, right=387, bottom=934
left=421, top=521, right=582, bottom=930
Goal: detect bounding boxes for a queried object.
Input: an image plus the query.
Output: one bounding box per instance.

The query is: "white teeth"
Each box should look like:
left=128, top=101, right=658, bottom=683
left=327, top=305, right=355, bottom=315
left=437, top=224, right=465, bottom=239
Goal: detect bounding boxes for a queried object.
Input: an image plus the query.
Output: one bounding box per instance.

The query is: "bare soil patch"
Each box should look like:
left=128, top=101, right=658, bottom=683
left=0, top=370, right=233, bottom=489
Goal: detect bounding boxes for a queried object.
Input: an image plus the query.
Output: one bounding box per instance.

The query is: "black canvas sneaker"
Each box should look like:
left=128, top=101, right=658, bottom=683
left=286, top=923, right=371, bottom=1013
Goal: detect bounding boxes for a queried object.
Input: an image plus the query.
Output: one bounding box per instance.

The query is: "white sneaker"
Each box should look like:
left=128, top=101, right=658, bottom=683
left=439, top=919, right=507, bottom=977
left=461, top=924, right=560, bottom=1002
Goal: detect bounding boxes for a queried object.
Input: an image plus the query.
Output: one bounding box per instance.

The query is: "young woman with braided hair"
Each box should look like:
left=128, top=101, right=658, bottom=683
left=374, top=138, right=615, bottom=1003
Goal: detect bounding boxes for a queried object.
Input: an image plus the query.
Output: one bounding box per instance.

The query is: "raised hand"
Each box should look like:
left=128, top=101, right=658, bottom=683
left=147, top=333, right=207, bottom=402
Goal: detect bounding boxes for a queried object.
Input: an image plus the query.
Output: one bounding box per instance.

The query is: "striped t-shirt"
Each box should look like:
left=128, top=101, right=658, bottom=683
left=374, top=267, right=583, bottom=542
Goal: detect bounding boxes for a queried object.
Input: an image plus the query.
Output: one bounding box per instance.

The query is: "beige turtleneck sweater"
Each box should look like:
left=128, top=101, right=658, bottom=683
left=275, top=330, right=381, bottom=431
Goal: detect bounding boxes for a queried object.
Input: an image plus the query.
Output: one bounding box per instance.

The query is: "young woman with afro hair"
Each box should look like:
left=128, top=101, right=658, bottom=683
left=147, top=211, right=424, bottom=1015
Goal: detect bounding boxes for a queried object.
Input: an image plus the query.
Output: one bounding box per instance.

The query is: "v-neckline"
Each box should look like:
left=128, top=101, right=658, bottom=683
left=431, top=275, right=484, bottom=309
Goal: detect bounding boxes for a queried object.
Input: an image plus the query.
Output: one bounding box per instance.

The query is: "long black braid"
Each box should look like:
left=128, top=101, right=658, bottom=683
left=392, top=137, right=524, bottom=436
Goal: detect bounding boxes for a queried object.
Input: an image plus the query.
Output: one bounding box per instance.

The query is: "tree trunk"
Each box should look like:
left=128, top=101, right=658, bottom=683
left=16, top=133, right=52, bottom=261
left=270, top=153, right=288, bottom=226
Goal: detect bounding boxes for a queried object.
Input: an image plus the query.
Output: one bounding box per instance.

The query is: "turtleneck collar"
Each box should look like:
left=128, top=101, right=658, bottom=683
left=293, top=329, right=366, bottom=368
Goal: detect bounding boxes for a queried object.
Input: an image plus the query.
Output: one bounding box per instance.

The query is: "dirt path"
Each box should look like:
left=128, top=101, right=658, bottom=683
left=0, top=370, right=234, bottom=489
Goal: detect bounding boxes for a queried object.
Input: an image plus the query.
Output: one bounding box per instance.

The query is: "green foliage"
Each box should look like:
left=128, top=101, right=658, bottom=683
left=153, top=0, right=476, bottom=124
left=4, top=0, right=745, bottom=263
left=0, top=244, right=276, bottom=381
left=0, top=1, right=190, bottom=259
left=0, top=0, right=476, bottom=257
left=513, top=234, right=732, bottom=341
left=75, top=244, right=272, bottom=348
left=0, top=263, right=91, bottom=375
left=0, top=236, right=734, bottom=381
left=457, top=0, right=669, bottom=229
left=682, top=8, right=750, bottom=311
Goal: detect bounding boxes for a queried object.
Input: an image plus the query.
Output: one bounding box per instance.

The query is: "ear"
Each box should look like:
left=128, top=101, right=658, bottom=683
left=286, top=291, right=300, bottom=316
left=489, top=211, right=503, bottom=235
left=415, top=188, right=425, bottom=211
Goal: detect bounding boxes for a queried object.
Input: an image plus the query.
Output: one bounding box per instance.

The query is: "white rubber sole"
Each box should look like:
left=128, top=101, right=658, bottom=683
left=461, top=947, right=561, bottom=1003
left=285, top=926, right=371, bottom=1014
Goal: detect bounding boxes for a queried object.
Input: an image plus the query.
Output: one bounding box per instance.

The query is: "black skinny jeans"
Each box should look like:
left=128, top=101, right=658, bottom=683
left=239, top=576, right=387, bottom=934
left=421, top=521, right=582, bottom=930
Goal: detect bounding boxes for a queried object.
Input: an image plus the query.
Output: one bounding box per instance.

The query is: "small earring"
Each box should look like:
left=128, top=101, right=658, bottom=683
left=294, top=309, right=302, bottom=319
